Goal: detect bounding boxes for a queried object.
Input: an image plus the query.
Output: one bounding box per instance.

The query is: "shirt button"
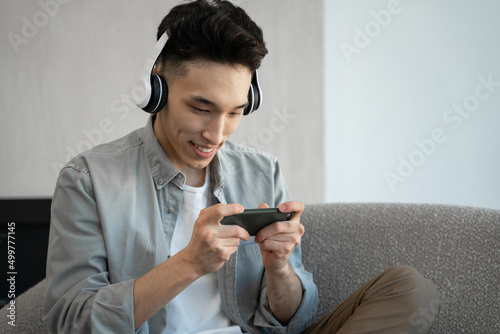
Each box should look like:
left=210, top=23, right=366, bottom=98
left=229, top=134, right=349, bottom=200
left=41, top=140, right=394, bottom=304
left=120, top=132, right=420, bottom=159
left=168, top=207, right=174, bottom=213
left=176, top=174, right=182, bottom=179
left=157, top=178, right=164, bottom=185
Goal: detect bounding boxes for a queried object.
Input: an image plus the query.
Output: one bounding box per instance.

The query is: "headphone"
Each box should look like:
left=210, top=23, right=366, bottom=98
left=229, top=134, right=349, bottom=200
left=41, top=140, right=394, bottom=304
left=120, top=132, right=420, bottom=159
left=133, top=32, right=262, bottom=115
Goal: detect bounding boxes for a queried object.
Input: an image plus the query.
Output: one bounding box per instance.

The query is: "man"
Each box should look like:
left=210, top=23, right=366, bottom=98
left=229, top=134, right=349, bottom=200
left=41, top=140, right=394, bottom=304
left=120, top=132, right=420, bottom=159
left=43, top=1, right=439, bottom=333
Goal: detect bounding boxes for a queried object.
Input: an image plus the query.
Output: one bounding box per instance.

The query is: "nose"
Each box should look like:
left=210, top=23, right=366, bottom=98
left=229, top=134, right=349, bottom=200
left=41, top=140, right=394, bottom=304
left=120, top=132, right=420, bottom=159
left=201, top=115, right=225, bottom=145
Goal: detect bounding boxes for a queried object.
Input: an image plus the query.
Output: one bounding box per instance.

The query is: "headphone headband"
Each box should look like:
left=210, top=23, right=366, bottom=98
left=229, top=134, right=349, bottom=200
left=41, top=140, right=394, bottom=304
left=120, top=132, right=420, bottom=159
left=133, top=32, right=262, bottom=115
left=133, top=32, right=169, bottom=110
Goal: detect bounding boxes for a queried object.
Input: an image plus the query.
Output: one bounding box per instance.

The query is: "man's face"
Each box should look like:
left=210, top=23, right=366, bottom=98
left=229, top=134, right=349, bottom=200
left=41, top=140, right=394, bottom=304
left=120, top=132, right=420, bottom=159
left=153, top=60, right=252, bottom=178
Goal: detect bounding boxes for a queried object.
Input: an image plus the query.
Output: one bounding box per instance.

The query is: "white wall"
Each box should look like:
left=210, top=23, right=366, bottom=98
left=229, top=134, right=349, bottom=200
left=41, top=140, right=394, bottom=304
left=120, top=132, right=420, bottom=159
left=0, top=0, right=324, bottom=204
left=325, top=0, right=500, bottom=209
left=4, top=0, right=497, bottom=209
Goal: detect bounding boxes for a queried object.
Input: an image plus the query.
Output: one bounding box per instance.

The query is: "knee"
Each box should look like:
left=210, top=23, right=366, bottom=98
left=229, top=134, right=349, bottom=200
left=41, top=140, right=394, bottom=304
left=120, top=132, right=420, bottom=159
left=384, top=265, right=440, bottom=301
left=385, top=265, right=441, bottom=331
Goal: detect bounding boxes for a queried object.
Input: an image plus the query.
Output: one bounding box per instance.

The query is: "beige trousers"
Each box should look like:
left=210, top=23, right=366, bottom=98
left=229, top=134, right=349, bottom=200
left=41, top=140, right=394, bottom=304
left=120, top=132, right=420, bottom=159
left=303, top=266, right=440, bottom=334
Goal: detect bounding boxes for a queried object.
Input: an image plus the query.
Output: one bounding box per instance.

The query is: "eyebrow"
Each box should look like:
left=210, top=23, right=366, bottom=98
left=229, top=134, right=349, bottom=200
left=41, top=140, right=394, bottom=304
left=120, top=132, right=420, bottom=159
left=189, top=95, right=249, bottom=110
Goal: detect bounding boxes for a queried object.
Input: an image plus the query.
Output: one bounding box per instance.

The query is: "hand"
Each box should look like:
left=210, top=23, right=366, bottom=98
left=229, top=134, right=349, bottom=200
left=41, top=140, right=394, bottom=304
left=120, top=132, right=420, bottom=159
left=254, top=201, right=305, bottom=273
left=179, top=203, right=250, bottom=276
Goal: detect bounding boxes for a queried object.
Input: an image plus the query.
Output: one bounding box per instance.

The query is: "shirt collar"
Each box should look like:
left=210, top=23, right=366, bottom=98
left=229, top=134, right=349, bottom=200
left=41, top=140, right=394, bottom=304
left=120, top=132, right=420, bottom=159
left=209, top=153, right=225, bottom=202
left=142, top=115, right=184, bottom=189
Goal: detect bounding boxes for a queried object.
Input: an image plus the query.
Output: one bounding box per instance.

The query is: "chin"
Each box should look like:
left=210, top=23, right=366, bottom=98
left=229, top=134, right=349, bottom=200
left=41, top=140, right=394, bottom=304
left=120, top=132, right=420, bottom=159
left=189, top=160, right=212, bottom=170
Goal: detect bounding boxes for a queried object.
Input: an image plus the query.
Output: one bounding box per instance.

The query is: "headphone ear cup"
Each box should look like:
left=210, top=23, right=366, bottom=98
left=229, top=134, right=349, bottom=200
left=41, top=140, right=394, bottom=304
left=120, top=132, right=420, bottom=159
left=244, top=71, right=262, bottom=116
left=244, top=84, right=255, bottom=116
left=251, top=82, right=261, bottom=113
left=143, top=73, right=168, bottom=113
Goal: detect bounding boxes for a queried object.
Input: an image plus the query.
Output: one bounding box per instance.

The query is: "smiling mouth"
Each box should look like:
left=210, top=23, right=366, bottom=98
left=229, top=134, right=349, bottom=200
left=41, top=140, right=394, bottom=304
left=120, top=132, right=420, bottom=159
left=193, top=143, right=216, bottom=153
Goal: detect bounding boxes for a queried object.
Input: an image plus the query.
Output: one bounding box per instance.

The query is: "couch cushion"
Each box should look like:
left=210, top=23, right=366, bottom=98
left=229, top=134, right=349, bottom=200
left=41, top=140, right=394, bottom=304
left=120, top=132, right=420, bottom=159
left=300, top=202, right=500, bottom=333
left=0, top=279, right=47, bottom=333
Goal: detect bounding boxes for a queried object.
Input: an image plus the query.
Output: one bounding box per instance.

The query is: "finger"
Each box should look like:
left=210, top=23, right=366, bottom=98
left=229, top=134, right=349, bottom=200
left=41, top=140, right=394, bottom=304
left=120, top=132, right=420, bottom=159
left=199, top=203, right=244, bottom=225
left=219, top=236, right=245, bottom=247
left=259, top=238, right=298, bottom=254
left=254, top=220, right=304, bottom=244
left=259, top=230, right=295, bottom=244
left=258, top=202, right=270, bottom=209
left=211, top=245, right=239, bottom=263
left=215, top=203, right=245, bottom=220
left=279, top=201, right=305, bottom=219
left=218, top=225, right=250, bottom=241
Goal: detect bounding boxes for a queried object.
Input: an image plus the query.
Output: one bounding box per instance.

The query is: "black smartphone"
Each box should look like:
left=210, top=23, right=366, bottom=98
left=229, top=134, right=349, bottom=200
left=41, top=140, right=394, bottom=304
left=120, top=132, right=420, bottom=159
left=220, top=208, right=295, bottom=236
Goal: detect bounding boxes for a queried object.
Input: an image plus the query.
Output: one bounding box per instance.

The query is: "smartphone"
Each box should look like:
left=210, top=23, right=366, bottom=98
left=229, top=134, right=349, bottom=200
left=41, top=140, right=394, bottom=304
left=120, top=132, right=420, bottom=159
left=220, top=208, right=295, bottom=236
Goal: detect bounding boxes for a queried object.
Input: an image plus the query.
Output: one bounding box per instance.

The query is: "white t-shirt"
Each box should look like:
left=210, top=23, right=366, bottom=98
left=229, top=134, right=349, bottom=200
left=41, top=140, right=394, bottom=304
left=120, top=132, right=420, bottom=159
left=166, top=168, right=242, bottom=334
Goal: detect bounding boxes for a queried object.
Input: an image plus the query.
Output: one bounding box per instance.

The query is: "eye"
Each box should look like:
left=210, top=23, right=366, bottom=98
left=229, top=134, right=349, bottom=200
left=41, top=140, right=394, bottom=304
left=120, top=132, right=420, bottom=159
left=193, top=107, right=209, bottom=113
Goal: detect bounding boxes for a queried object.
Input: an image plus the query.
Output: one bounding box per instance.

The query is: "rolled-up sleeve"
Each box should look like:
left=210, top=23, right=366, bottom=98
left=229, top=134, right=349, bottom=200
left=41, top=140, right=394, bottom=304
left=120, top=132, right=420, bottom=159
left=253, top=245, right=318, bottom=334
left=253, top=158, right=319, bottom=333
left=42, top=165, right=138, bottom=333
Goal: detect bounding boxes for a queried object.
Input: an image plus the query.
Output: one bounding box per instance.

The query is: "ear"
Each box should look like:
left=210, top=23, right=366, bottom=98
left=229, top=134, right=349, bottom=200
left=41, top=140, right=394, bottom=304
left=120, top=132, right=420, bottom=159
left=152, top=64, right=163, bottom=75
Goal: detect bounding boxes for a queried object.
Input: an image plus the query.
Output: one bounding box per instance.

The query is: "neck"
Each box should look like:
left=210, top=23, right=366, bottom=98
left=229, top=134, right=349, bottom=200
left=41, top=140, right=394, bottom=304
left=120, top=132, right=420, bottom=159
left=184, top=167, right=206, bottom=187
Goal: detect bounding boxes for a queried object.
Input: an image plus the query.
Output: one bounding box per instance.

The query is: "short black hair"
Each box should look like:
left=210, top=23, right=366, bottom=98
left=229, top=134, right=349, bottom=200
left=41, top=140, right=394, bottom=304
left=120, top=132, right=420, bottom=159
left=157, top=0, right=268, bottom=77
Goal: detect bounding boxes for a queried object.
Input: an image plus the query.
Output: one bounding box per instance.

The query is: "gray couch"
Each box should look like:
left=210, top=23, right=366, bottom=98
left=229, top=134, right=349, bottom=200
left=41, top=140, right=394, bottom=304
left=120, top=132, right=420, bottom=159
left=1, top=202, right=499, bottom=333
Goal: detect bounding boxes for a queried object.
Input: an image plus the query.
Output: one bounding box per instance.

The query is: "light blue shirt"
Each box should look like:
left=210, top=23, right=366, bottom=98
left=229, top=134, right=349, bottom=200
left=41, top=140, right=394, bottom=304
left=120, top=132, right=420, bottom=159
left=43, top=116, right=318, bottom=334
